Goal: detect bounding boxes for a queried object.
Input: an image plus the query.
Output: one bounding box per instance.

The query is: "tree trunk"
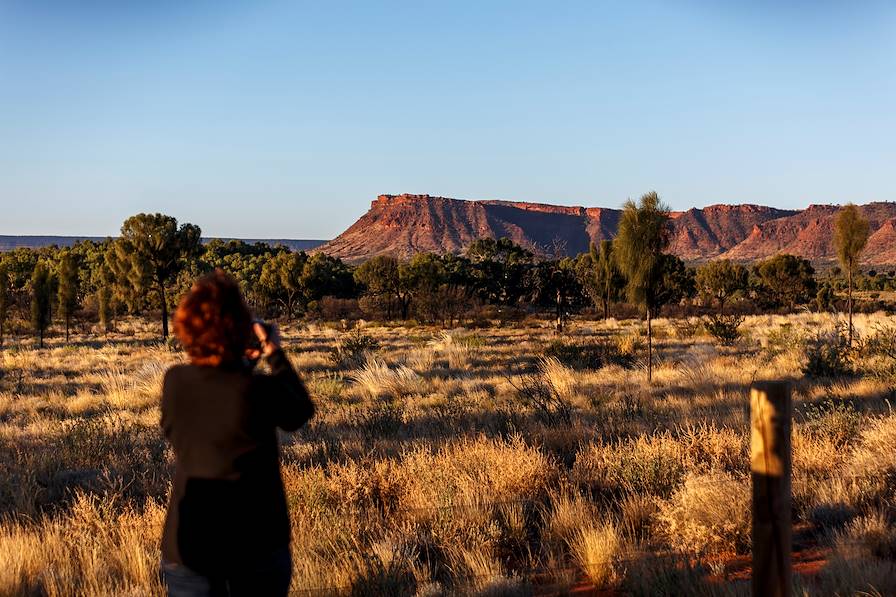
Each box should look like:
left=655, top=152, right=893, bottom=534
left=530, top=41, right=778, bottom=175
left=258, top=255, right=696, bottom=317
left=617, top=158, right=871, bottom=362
left=39, top=326, right=44, bottom=349
left=400, top=296, right=410, bottom=320
left=847, top=266, right=853, bottom=348
left=65, top=316, right=70, bottom=343
left=159, top=285, right=169, bottom=338
left=604, top=283, right=610, bottom=320
left=556, top=289, right=563, bottom=332
left=646, top=306, right=653, bottom=383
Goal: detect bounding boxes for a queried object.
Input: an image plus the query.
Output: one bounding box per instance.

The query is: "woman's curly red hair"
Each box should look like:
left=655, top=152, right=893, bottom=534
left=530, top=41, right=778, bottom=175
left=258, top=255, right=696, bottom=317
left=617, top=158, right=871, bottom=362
left=174, top=269, right=252, bottom=366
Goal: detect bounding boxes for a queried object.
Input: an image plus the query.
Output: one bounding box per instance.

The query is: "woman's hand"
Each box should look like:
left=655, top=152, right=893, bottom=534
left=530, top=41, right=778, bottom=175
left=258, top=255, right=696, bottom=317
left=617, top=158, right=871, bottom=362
left=246, top=321, right=281, bottom=360
left=254, top=321, right=281, bottom=356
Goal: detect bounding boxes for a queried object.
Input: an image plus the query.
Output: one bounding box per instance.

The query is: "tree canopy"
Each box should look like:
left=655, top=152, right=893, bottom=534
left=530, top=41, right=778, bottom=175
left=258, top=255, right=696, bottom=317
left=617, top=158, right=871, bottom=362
left=834, top=203, right=870, bottom=346
left=613, top=191, right=671, bottom=312
left=57, top=250, right=80, bottom=342
left=753, top=254, right=816, bottom=309
left=116, top=213, right=202, bottom=337
left=613, top=191, right=671, bottom=382
left=30, top=262, right=54, bottom=348
left=696, top=259, right=749, bottom=314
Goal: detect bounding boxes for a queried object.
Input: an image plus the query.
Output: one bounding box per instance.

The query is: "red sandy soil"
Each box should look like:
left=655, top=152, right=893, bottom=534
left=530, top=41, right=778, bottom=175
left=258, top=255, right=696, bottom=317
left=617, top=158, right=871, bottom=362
left=534, top=524, right=833, bottom=596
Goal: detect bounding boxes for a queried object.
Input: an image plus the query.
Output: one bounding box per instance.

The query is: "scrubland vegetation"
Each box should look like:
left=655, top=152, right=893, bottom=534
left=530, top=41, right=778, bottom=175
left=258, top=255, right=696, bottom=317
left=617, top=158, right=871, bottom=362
left=2, top=311, right=896, bottom=596
left=0, top=201, right=893, bottom=594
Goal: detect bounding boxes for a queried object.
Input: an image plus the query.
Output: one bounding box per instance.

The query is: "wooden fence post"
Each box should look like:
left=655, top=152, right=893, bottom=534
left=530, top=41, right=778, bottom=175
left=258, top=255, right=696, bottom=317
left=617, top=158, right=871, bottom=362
left=750, top=381, right=792, bottom=597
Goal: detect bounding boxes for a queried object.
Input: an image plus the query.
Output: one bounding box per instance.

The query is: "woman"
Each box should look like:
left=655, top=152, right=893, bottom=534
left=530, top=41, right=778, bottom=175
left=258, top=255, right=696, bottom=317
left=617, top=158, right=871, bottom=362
left=160, top=270, right=314, bottom=597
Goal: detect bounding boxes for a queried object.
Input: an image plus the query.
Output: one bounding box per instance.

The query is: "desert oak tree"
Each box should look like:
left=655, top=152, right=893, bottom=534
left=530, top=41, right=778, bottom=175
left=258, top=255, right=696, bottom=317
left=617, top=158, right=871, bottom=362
left=695, top=259, right=748, bottom=315
left=116, top=214, right=202, bottom=338
left=613, top=191, right=671, bottom=383
left=57, top=251, right=80, bottom=342
left=590, top=240, right=618, bottom=320
left=0, top=264, right=8, bottom=347
left=834, top=203, right=870, bottom=347
left=31, top=262, right=54, bottom=348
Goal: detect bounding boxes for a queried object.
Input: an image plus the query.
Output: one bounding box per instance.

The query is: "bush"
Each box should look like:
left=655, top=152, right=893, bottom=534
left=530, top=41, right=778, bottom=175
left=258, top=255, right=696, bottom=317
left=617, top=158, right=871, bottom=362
left=670, top=318, right=702, bottom=339
left=544, top=340, right=602, bottom=370
left=573, top=435, right=687, bottom=499
left=836, top=509, right=896, bottom=561
left=812, top=554, right=896, bottom=597
left=346, top=401, right=405, bottom=437
left=346, top=540, right=417, bottom=597
left=816, top=284, right=836, bottom=312
left=801, top=399, right=862, bottom=448
left=765, top=322, right=805, bottom=356
left=844, top=415, right=896, bottom=506
left=307, top=372, right=344, bottom=401
left=861, top=322, right=896, bottom=358
left=815, top=512, right=896, bottom=597
left=703, top=314, right=744, bottom=345
left=544, top=338, right=634, bottom=370
left=432, top=331, right=481, bottom=370
left=623, top=553, right=710, bottom=597
left=508, top=357, right=574, bottom=425
left=494, top=307, right=527, bottom=327
left=803, top=325, right=854, bottom=378
left=859, top=322, right=896, bottom=378
left=315, top=296, right=362, bottom=321
left=329, top=328, right=380, bottom=368
left=658, top=471, right=751, bottom=557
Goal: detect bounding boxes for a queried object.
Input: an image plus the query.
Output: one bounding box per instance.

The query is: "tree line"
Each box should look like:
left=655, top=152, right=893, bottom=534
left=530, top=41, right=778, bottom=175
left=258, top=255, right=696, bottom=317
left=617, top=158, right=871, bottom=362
left=0, top=198, right=879, bottom=365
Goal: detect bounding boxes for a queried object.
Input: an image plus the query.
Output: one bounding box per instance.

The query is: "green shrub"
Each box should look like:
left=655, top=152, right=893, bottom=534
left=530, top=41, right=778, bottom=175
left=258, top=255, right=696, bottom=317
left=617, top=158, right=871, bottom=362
left=703, top=314, right=744, bottom=345
left=803, top=325, right=853, bottom=378
left=766, top=322, right=805, bottom=356
left=859, top=322, right=896, bottom=378
left=346, top=402, right=405, bottom=437
left=573, top=435, right=687, bottom=499
left=670, top=318, right=702, bottom=339
left=861, top=323, right=896, bottom=359
left=544, top=338, right=633, bottom=370
left=308, top=372, right=344, bottom=401
left=801, top=399, right=862, bottom=448
left=330, top=328, right=380, bottom=368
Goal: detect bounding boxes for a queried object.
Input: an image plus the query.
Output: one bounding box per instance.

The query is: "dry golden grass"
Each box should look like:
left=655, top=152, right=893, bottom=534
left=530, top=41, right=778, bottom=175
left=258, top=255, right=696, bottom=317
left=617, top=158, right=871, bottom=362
left=658, top=471, right=751, bottom=557
left=0, top=312, right=894, bottom=595
left=569, top=521, right=624, bottom=587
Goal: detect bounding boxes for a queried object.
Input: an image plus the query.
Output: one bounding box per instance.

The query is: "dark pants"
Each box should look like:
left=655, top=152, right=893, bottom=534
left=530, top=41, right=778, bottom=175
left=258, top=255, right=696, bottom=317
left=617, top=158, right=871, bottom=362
left=161, top=548, right=293, bottom=597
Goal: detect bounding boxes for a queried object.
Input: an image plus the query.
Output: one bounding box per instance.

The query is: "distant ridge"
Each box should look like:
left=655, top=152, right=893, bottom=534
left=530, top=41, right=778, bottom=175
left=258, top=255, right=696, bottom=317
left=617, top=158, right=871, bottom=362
left=317, top=193, right=896, bottom=265
left=0, top=236, right=326, bottom=252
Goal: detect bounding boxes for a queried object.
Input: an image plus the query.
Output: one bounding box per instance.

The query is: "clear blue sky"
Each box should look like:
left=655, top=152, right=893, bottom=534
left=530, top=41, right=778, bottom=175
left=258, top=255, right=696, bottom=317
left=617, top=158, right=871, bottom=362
left=1, top=1, right=894, bottom=239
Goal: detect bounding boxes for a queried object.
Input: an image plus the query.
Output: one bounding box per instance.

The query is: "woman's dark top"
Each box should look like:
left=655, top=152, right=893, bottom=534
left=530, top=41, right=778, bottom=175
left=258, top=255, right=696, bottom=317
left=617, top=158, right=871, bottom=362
left=160, top=350, right=314, bottom=575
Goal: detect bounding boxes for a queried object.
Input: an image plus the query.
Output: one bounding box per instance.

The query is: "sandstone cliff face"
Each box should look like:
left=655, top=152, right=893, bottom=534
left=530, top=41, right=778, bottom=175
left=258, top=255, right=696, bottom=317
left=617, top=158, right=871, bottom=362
left=317, top=194, right=896, bottom=264
left=720, top=203, right=896, bottom=264
left=319, top=194, right=602, bottom=261
left=318, top=195, right=490, bottom=262
left=667, top=204, right=798, bottom=260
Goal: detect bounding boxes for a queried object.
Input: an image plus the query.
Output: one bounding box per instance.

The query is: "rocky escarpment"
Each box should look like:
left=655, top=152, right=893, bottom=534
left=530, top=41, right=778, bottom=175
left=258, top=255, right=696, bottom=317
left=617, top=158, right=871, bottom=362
left=318, top=194, right=896, bottom=264
left=720, top=203, right=896, bottom=263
